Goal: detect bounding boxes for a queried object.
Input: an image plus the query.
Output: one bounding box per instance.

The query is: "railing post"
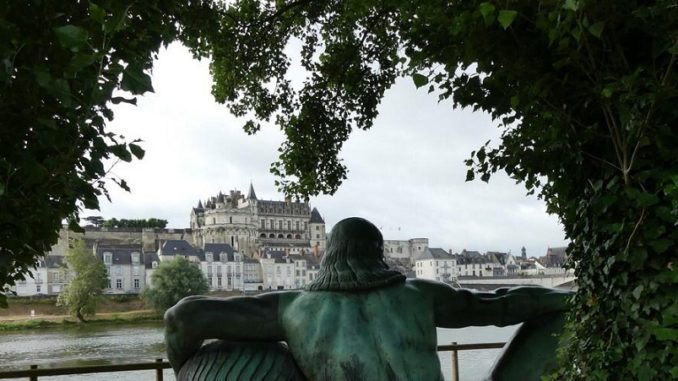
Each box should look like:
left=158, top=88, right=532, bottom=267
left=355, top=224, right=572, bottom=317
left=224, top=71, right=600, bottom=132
left=29, top=365, right=37, bottom=381
left=451, top=342, right=459, bottom=381
left=155, top=359, right=163, bottom=381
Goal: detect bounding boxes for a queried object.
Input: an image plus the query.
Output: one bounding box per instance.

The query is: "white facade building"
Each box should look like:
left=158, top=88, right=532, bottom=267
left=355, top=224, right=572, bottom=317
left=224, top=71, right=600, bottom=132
left=415, top=248, right=457, bottom=282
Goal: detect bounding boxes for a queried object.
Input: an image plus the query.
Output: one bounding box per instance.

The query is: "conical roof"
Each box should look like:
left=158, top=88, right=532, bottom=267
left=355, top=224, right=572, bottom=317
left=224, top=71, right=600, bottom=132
left=309, top=207, right=324, bottom=223
left=247, top=182, right=257, bottom=200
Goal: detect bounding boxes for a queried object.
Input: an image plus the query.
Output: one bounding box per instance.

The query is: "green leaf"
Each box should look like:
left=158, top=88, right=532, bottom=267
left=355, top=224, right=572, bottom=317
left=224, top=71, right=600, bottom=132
left=632, top=285, right=643, bottom=299
left=104, top=5, right=130, bottom=33
left=121, top=65, right=154, bottom=94
left=89, top=2, right=106, bottom=24
left=510, top=95, right=520, bottom=108
left=497, top=10, right=518, bottom=30
left=54, top=25, right=89, bottom=52
left=563, top=0, right=579, bottom=11
left=0, top=183, right=4, bottom=197
left=110, top=144, right=132, bottom=162
left=588, top=22, right=605, bottom=39
left=649, top=239, right=672, bottom=254
left=412, top=73, right=428, bottom=88
left=479, top=2, right=496, bottom=24
left=129, top=143, right=145, bottom=159
left=52, top=79, right=72, bottom=107
left=465, top=169, right=475, bottom=182
left=601, top=87, right=613, bottom=98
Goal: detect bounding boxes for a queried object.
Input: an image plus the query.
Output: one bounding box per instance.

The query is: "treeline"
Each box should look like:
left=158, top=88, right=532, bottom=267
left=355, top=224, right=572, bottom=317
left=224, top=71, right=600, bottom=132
left=84, top=216, right=168, bottom=229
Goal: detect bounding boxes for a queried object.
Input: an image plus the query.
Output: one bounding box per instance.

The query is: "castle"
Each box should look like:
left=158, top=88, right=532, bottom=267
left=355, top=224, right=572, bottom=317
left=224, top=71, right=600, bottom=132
left=190, top=183, right=326, bottom=257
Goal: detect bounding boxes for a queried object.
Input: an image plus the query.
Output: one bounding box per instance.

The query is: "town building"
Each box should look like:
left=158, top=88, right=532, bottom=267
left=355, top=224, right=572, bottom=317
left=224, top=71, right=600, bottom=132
left=415, top=248, right=457, bottom=282
left=96, top=244, right=145, bottom=293
left=13, top=256, right=67, bottom=296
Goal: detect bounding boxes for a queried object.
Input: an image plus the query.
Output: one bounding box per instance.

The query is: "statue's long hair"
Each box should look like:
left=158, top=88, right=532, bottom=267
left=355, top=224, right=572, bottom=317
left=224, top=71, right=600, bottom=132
left=306, top=217, right=405, bottom=291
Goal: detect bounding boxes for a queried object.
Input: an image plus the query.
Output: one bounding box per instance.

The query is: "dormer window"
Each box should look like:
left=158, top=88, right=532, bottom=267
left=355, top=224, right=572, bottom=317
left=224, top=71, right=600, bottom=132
left=104, top=252, right=112, bottom=264
left=206, top=253, right=213, bottom=262
left=131, top=252, right=140, bottom=264
left=152, top=261, right=158, bottom=269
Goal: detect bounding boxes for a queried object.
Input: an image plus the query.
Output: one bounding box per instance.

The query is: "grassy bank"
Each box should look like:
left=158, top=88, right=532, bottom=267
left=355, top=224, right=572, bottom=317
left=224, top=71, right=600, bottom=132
left=0, top=310, right=162, bottom=332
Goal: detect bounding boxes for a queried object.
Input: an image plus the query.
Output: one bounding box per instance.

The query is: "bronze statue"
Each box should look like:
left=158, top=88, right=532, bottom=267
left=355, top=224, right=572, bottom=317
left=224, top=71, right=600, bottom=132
left=165, top=217, right=571, bottom=380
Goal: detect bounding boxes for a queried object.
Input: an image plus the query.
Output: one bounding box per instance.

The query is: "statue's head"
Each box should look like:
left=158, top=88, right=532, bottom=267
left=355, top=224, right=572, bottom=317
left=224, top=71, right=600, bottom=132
left=306, top=217, right=406, bottom=291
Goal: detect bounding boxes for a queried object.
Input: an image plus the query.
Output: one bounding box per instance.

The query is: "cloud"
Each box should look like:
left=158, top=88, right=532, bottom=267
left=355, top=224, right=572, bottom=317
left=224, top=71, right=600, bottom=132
left=94, top=42, right=567, bottom=259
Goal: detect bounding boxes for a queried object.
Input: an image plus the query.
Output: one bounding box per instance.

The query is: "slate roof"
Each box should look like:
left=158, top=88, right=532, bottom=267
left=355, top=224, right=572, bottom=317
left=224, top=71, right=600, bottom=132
left=243, top=256, right=259, bottom=264
left=309, top=207, right=325, bottom=223
left=263, top=249, right=286, bottom=259
left=203, top=243, right=236, bottom=261
left=37, top=256, right=65, bottom=268
left=144, top=252, right=160, bottom=269
left=160, top=240, right=199, bottom=257
left=418, top=248, right=455, bottom=260
left=247, top=182, right=257, bottom=200
left=96, top=244, right=143, bottom=265
left=486, top=251, right=509, bottom=265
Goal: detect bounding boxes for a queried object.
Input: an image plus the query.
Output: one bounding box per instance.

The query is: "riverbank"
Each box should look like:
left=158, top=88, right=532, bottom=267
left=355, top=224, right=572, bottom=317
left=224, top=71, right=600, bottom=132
left=0, top=310, right=162, bottom=332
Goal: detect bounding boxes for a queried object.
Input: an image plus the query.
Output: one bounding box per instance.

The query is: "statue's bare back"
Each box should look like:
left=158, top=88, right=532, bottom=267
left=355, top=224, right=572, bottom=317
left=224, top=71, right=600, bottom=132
left=282, top=282, right=442, bottom=381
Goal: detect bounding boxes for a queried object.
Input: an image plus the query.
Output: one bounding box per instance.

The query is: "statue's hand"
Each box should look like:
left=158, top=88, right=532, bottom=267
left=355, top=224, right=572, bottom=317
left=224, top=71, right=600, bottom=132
left=165, top=298, right=205, bottom=374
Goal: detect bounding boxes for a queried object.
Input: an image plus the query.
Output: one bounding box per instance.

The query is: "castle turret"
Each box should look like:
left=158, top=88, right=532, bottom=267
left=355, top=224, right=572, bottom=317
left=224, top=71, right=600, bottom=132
left=309, top=207, right=326, bottom=253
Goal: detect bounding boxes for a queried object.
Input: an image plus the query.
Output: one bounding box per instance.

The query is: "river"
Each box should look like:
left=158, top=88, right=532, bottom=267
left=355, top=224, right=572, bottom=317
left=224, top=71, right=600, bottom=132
left=0, top=323, right=518, bottom=381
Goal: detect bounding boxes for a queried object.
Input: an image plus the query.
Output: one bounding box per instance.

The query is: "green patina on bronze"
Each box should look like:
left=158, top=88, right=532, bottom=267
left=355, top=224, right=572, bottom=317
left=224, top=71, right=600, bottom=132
left=166, top=217, right=571, bottom=381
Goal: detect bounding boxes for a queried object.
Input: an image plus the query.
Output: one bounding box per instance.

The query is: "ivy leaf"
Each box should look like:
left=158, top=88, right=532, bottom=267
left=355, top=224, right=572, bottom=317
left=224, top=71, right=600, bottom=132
left=498, top=10, right=518, bottom=30
left=412, top=73, right=428, bottom=88
left=479, top=2, right=496, bottom=24
left=54, top=25, right=89, bottom=52
left=0, top=183, right=4, bottom=197
left=649, top=239, right=672, bottom=254
left=89, top=3, right=106, bottom=24
left=563, top=0, right=579, bottom=11
left=121, top=65, right=154, bottom=94
left=588, top=22, right=605, bottom=39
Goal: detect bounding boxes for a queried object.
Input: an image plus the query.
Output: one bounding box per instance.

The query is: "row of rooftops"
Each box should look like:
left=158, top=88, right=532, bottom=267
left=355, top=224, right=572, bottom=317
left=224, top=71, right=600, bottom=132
left=417, top=247, right=568, bottom=268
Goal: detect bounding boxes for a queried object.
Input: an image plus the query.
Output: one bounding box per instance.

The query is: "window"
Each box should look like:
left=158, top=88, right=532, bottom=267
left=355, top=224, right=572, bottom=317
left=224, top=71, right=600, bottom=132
left=229, top=216, right=233, bottom=224
left=131, top=253, right=140, bottom=264
left=296, top=221, right=299, bottom=230
left=133, top=265, right=140, bottom=276
left=279, top=220, right=283, bottom=230
left=218, top=276, right=222, bottom=286
left=36, top=285, right=41, bottom=293
left=316, top=226, right=319, bottom=231
left=212, top=217, right=216, bottom=224
left=107, top=279, right=111, bottom=289
left=116, top=279, right=123, bottom=289
left=316, top=234, right=320, bottom=239
left=261, top=220, right=265, bottom=228
left=206, top=253, right=213, bottom=262
left=104, top=253, right=112, bottom=264
left=133, top=279, right=140, bottom=289
left=287, top=221, right=291, bottom=230
left=270, top=219, right=274, bottom=230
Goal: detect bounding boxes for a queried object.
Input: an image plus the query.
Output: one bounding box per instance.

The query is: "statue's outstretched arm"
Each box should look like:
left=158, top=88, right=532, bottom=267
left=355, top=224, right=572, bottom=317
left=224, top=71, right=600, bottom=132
left=164, top=293, right=289, bottom=373
left=414, top=279, right=571, bottom=328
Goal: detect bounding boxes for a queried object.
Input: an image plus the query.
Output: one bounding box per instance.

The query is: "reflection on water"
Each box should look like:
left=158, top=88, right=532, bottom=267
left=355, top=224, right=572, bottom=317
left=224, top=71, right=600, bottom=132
left=0, top=323, right=518, bottom=381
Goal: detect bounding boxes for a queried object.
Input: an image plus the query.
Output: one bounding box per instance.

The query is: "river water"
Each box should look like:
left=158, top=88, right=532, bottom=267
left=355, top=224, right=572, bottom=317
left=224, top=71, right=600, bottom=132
left=0, top=323, right=518, bottom=381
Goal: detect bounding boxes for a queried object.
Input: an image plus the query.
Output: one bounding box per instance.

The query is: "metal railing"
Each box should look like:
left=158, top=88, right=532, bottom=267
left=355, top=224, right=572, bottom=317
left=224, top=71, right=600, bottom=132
left=0, top=359, right=169, bottom=381
left=0, top=343, right=506, bottom=381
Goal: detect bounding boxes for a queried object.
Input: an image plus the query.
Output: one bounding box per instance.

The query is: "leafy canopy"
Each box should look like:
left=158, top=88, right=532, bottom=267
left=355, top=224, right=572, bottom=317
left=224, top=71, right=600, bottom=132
left=143, top=257, right=208, bottom=312
left=0, top=0, right=217, bottom=306
left=102, top=218, right=168, bottom=229
left=191, top=0, right=678, bottom=379
left=56, top=239, right=108, bottom=322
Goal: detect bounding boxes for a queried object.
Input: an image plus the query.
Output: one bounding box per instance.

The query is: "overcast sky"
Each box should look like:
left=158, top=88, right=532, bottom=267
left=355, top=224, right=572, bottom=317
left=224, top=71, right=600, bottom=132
left=93, top=42, right=568, bottom=258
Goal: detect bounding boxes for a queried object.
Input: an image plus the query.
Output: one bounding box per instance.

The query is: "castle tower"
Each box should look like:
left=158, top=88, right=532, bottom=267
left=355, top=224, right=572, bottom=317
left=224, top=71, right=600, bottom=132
left=308, top=207, right=326, bottom=254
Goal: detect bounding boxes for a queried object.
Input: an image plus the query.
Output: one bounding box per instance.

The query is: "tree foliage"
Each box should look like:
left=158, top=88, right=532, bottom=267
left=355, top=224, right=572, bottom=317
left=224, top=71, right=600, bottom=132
left=0, top=1, right=217, bottom=306
left=56, top=239, right=108, bottom=322
left=143, top=257, right=208, bottom=312
left=189, top=0, right=677, bottom=379
left=102, top=218, right=168, bottom=229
